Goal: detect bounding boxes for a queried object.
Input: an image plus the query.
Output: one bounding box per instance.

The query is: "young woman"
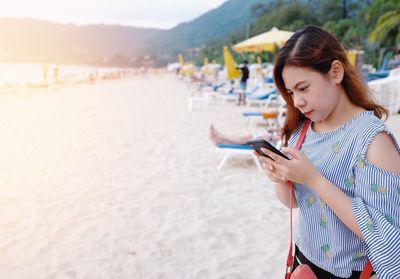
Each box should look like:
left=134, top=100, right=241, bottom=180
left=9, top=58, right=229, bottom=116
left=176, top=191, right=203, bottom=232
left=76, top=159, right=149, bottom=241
left=258, top=26, right=400, bottom=278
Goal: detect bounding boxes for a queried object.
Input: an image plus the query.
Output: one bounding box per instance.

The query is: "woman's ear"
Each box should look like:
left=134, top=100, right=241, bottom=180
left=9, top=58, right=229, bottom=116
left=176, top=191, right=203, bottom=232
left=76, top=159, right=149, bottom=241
left=329, top=60, right=344, bottom=84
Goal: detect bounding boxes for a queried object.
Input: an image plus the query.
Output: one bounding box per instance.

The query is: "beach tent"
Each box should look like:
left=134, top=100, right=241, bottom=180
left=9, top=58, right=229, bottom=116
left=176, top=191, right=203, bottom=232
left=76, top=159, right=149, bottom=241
left=232, top=27, right=294, bottom=53
left=223, top=46, right=240, bottom=80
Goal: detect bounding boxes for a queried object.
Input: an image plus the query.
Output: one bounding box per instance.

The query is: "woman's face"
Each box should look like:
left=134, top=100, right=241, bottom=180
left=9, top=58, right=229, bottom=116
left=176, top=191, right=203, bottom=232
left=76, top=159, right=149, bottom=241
left=282, top=66, right=340, bottom=122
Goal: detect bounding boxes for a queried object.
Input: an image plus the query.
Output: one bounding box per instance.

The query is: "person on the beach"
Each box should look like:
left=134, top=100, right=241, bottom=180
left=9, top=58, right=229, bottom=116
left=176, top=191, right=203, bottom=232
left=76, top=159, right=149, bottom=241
left=236, top=60, right=249, bottom=106
left=257, top=25, right=400, bottom=278
left=209, top=124, right=281, bottom=146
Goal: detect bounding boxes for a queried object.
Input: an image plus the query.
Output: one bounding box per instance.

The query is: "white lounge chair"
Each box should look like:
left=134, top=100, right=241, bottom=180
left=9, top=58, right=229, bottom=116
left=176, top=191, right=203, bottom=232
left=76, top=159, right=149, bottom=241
left=242, top=105, right=287, bottom=127
left=368, top=76, right=400, bottom=115
left=245, top=87, right=278, bottom=107
left=215, top=144, right=262, bottom=170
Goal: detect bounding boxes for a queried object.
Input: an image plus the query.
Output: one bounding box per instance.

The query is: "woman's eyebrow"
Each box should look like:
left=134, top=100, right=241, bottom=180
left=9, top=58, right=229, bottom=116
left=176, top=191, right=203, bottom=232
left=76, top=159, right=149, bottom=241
left=287, top=80, right=307, bottom=91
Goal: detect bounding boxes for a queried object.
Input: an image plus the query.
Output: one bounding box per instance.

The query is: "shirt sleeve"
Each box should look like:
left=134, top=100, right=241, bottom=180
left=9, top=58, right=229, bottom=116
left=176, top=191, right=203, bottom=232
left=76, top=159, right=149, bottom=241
left=352, top=158, right=400, bottom=279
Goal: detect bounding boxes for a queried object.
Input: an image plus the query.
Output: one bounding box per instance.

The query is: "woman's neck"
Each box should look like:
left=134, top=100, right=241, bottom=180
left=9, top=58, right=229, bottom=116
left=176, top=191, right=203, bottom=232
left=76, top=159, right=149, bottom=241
left=313, top=90, right=365, bottom=133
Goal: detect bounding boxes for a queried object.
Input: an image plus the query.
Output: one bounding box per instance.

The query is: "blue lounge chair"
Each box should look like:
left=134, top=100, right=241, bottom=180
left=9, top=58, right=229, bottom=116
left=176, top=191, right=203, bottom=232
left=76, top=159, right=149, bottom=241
left=216, top=143, right=262, bottom=170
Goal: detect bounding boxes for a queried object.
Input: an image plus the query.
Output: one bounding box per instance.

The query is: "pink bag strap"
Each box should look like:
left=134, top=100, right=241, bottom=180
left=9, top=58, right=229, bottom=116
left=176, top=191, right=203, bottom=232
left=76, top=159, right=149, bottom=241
left=284, top=120, right=373, bottom=279
left=360, top=260, right=373, bottom=279
left=285, top=120, right=310, bottom=279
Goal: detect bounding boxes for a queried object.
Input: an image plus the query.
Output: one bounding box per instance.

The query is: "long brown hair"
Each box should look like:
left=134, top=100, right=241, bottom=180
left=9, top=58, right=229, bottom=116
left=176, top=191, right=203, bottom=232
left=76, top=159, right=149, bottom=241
left=273, top=25, right=387, bottom=145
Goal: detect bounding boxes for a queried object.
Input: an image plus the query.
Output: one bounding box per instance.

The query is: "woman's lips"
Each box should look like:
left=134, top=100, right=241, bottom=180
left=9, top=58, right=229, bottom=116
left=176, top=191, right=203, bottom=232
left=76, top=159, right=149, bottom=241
left=304, top=111, right=313, bottom=117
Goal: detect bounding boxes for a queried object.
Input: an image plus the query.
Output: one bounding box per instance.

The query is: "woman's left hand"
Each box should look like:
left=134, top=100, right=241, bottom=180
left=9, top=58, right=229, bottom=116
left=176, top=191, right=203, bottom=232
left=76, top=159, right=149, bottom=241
left=259, top=146, right=322, bottom=188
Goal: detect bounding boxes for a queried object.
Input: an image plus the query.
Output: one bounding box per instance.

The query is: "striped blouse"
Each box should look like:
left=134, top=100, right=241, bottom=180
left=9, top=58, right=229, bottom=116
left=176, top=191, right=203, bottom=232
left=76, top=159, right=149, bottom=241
left=288, top=110, right=400, bottom=278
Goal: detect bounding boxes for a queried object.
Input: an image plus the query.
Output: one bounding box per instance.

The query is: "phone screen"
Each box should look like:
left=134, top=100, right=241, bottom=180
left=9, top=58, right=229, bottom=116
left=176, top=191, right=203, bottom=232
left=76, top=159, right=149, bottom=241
left=246, top=140, right=289, bottom=160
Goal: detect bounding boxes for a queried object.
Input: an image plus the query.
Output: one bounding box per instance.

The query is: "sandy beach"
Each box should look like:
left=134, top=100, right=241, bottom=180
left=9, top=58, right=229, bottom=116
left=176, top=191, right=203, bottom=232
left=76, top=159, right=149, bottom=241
left=0, top=74, right=399, bottom=279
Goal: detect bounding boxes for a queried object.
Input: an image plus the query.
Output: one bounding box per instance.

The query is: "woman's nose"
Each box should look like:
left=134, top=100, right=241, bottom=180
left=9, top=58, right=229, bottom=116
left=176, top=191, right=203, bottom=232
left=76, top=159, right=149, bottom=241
left=293, top=93, right=306, bottom=108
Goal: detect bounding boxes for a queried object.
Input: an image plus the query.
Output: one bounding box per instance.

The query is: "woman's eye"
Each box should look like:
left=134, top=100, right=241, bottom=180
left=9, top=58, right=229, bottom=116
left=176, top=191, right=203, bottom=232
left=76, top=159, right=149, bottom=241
left=299, top=86, right=308, bottom=92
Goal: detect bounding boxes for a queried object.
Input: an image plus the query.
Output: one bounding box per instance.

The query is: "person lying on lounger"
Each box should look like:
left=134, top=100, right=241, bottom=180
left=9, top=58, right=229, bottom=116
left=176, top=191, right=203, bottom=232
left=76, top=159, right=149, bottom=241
left=209, top=124, right=281, bottom=145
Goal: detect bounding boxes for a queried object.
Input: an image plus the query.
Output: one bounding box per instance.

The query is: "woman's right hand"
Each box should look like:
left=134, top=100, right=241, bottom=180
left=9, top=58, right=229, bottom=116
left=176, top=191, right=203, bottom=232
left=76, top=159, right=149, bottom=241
left=254, top=151, right=295, bottom=208
left=254, top=151, right=287, bottom=182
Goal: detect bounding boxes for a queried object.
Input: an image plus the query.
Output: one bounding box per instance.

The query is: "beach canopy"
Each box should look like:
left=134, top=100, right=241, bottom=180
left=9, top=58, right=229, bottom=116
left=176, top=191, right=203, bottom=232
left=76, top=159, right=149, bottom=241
left=232, top=27, right=294, bottom=53
left=223, top=46, right=240, bottom=80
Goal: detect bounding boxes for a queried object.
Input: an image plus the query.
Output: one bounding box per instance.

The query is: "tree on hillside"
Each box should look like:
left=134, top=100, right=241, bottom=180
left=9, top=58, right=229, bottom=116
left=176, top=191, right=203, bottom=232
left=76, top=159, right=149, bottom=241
left=250, top=2, right=319, bottom=35
left=368, top=9, right=400, bottom=47
left=364, top=0, right=399, bottom=26
left=319, top=0, right=367, bottom=21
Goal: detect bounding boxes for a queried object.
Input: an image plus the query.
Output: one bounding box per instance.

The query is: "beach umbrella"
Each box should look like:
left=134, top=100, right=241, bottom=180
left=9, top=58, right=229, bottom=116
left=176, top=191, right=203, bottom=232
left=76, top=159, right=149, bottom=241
left=202, top=57, right=209, bottom=75
left=232, top=27, right=294, bottom=53
left=347, top=50, right=357, bottom=66
left=223, top=46, right=240, bottom=80
left=178, top=54, right=185, bottom=75
left=178, top=54, right=185, bottom=66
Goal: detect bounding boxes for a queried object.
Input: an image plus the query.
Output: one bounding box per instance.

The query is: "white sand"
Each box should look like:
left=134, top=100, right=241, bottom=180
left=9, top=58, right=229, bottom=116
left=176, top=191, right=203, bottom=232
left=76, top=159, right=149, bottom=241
left=0, top=75, right=398, bottom=279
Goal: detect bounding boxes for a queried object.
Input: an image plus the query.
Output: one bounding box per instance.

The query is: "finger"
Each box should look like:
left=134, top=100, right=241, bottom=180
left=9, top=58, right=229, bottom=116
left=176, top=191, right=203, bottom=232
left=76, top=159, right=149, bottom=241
left=273, top=173, right=286, bottom=182
left=261, top=148, right=286, bottom=165
left=261, top=162, right=280, bottom=178
left=281, top=147, right=302, bottom=160
left=265, top=170, right=283, bottom=182
left=263, top=164, right=283, bottom=179
left=260, top=155, right=280, bottom=172
left=258, top=154, right=275, bottom=166
left=261, top=162, right=276, bottom=174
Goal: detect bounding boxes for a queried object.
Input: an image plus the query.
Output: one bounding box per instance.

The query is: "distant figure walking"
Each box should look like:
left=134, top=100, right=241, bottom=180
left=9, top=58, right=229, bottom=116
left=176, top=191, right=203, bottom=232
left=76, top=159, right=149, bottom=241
left=53, top=66, right=59, bottom=84
left=42, top=64, right=48, bottom=87
left=236, top=60, right=249, bottom=105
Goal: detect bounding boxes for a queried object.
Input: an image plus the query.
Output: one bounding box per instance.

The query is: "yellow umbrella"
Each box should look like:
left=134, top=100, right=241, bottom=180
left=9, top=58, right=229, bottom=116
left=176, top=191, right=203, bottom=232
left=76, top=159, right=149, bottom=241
left=223, top=46, right=240, bottom=80
left=346, top=49, right=364, bottom=67
left=178, top=54, right=185, bottom=66
left=232, top=27, right=294, bottom=53
left=203, top=57, right=209, bottom=75
left=347, top=51, right=357, bottom=66
left=178, top=54, right=185, bottom=75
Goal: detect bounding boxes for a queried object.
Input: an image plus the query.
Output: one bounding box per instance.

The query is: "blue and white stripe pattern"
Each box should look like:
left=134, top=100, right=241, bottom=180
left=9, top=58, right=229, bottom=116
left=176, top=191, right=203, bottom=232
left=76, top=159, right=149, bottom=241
left=288, top=111, right=400, bottom=278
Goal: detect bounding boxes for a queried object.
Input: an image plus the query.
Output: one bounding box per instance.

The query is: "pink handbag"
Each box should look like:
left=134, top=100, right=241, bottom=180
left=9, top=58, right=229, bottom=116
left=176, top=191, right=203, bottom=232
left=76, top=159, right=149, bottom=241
left=290, top=264, right=317, bottom=279
left=284, top=120, right=373, bottom=279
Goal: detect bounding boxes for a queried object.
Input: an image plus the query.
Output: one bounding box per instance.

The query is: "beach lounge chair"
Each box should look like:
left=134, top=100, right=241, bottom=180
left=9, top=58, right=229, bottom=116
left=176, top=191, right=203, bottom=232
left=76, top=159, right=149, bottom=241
left=188, top=89, right=208, bottom=112
left=188, top=87, right=221, bottom=112
left=220, top=84, right=260, bottom=102
left=215, top=143, right=262, bottom=170
left=242, top=104, right=287, bottom=127
left=368, top=76, right=400, bottom=114
left=367, top=52, right=392, bottom=81
left=242, top=111, right=263, bottom=125
left=215, top=138, right=284, bottom=170
left=245, top=87, right=277, bottom=107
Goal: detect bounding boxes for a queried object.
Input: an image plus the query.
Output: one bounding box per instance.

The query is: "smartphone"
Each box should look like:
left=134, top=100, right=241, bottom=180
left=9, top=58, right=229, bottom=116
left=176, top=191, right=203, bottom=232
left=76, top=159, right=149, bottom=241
left=246, top=139, right=289, bottom=160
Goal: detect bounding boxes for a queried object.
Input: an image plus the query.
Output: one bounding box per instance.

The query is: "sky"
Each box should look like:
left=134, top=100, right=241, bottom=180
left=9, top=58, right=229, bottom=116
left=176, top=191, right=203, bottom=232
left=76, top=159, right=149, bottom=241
left=0, top=0, right=228, bottom=29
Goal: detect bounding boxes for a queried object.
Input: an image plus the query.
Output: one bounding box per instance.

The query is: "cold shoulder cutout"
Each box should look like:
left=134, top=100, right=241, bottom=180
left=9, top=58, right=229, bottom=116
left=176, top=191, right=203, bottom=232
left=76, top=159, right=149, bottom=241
left=365, top=131, right=400, bottom=175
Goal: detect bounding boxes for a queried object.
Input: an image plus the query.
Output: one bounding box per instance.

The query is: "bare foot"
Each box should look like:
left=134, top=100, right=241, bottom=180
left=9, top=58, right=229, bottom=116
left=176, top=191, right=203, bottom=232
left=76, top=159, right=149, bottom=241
left=209, top=124, right=222, bottom=145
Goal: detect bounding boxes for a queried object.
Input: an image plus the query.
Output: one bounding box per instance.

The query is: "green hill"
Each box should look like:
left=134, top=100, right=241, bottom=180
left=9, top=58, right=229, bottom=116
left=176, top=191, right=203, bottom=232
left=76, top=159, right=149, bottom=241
left=152, top=0, right=271, bottom=53
left=0, top=0, right=270, bottom=66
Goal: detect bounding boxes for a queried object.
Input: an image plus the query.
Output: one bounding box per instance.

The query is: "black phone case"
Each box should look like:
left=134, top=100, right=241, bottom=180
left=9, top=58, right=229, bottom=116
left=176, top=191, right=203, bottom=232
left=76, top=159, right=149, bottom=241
left=246, top=139, right=289, bottom=160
